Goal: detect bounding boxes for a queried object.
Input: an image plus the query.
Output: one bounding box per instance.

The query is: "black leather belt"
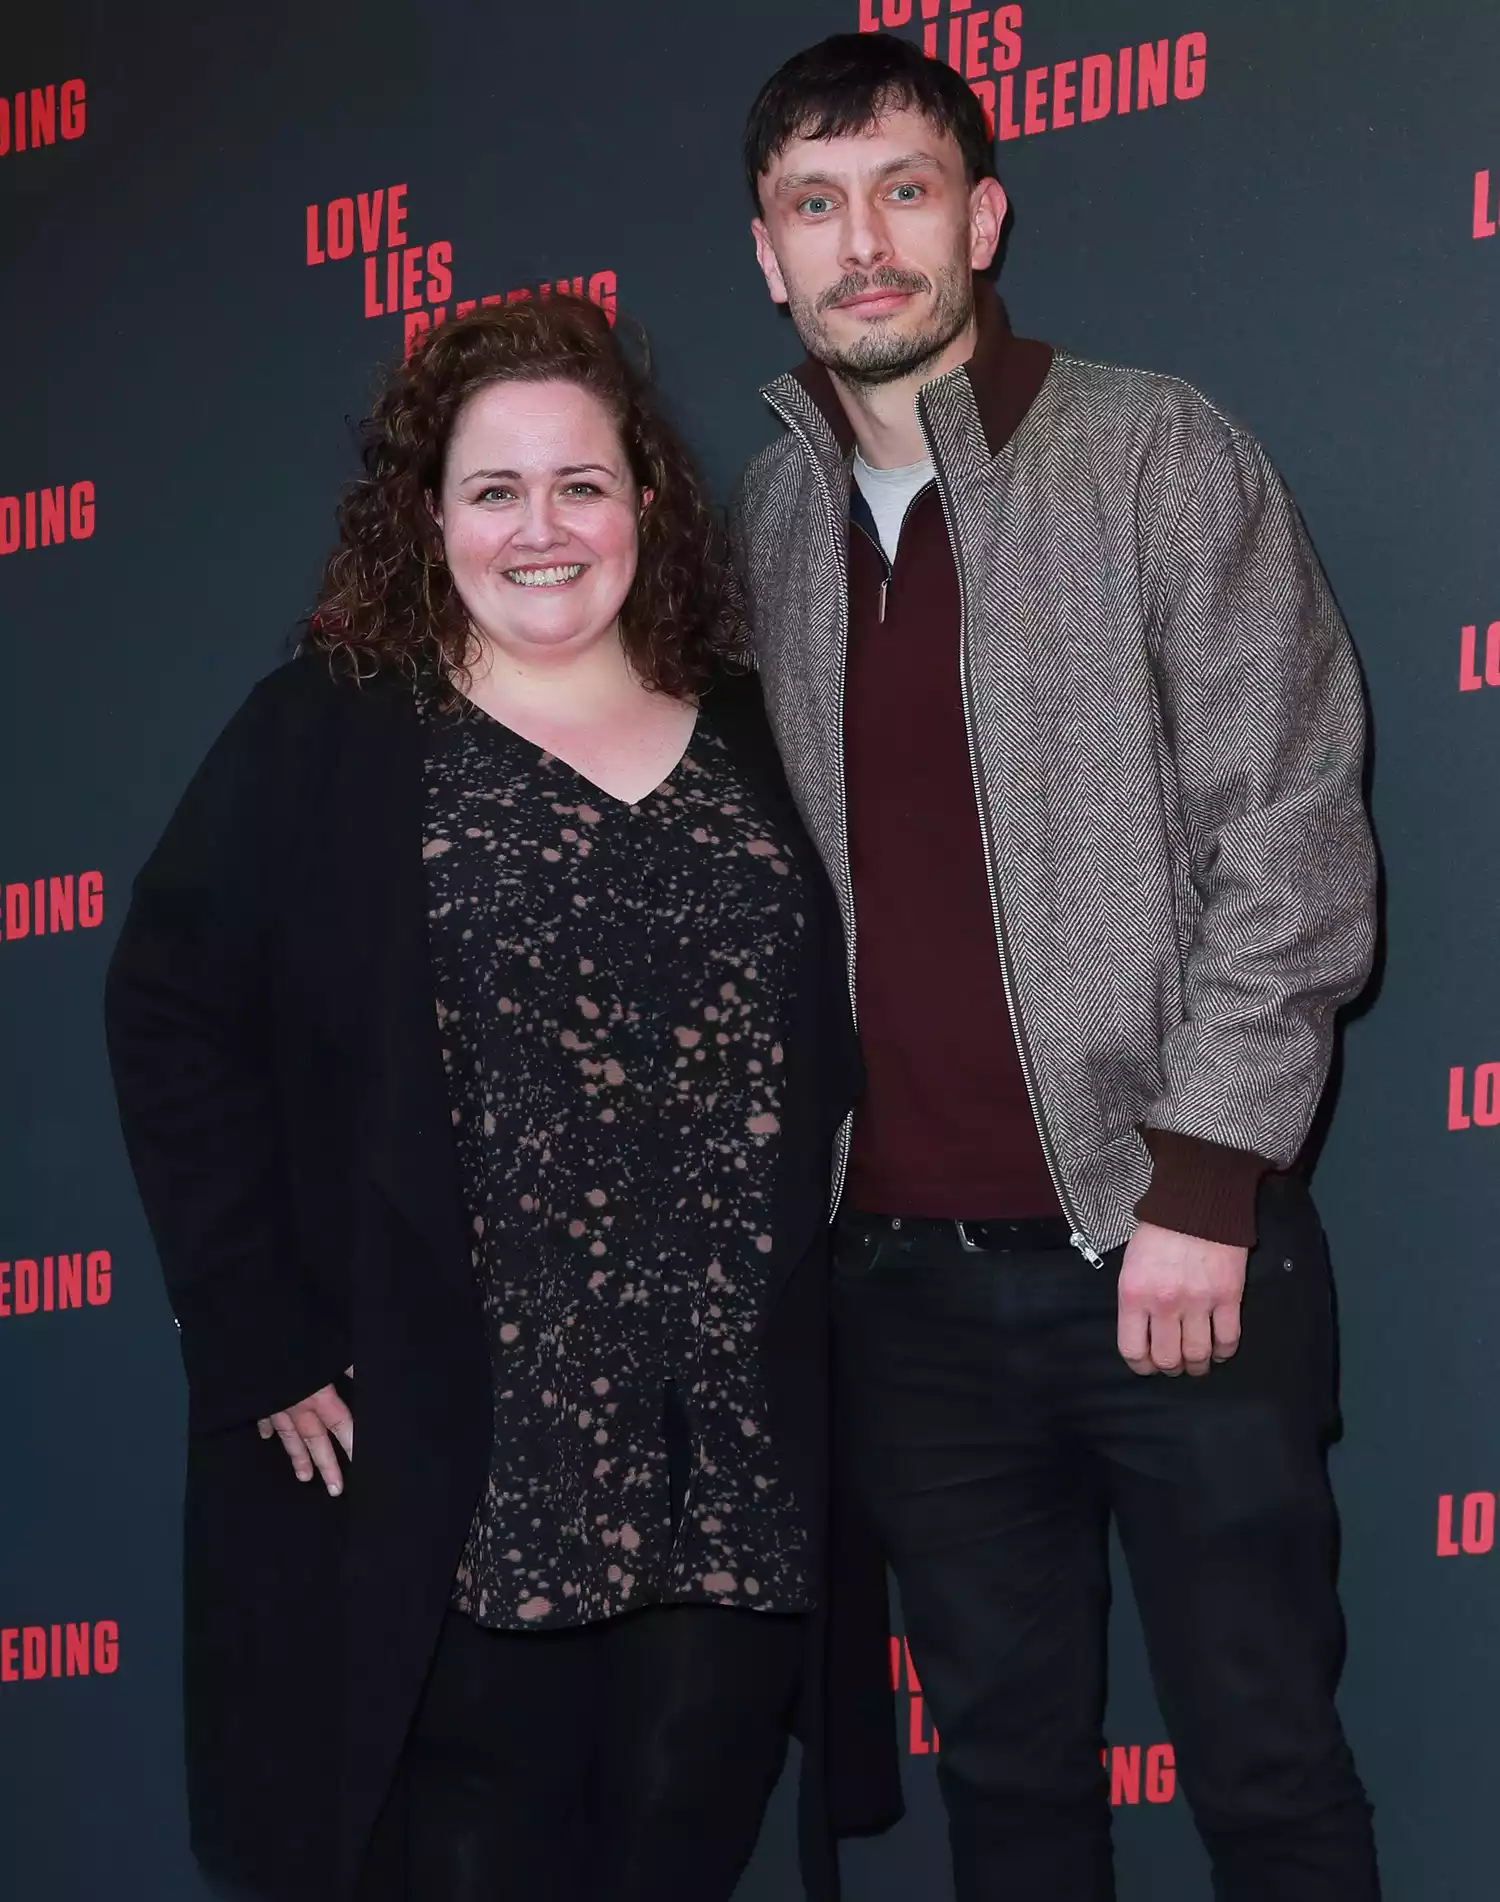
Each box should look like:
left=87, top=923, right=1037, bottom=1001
left=839, top=1210, right=1076, bottom=1255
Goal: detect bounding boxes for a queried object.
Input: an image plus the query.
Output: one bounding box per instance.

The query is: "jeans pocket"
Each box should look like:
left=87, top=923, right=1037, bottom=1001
left=831, top=1221, right=889, bottom=1280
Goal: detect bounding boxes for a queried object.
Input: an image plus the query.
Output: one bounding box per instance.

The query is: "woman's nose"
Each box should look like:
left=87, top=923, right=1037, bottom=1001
left=511, top=494, right=565, bottom=548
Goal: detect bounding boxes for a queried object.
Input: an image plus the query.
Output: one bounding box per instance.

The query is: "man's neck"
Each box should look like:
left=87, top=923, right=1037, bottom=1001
left=827, top=314, right=978, bottom=470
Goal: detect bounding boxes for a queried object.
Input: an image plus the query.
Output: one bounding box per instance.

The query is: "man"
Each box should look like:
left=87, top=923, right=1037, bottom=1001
left=730, top=30, right=1380, bottom=1902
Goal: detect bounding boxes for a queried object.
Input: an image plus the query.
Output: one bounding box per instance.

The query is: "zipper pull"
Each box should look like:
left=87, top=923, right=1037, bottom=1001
left=1070, top=1232, right=1105, bottom=1269
left=878, top=578, right=888, bottom=623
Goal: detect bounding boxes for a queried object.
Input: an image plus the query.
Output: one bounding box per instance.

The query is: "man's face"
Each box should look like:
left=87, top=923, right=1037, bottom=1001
left=751, top=106, right=1006, bottom=388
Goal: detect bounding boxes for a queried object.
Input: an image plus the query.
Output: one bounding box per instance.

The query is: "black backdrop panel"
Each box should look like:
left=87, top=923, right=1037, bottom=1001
left=2, top=4, right=1496, bottom=1897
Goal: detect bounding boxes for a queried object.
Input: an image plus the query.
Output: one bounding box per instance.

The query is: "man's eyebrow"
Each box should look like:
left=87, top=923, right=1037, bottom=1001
left=871, top=150, right=945, bottom=178
left=773, top=168, right=839, bottom=198
left=772, top=150, right=946, bottom=196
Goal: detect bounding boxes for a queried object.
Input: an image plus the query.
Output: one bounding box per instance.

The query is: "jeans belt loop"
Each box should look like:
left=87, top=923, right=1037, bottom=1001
left=955, top=1220, right=985, bottom=1253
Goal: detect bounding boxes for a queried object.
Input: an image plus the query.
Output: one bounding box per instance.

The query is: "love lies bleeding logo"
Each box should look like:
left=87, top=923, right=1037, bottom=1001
left=1458, top=615, right=1500, bottom=692
left=858, top=3, right=1207, bottom=144
left=0, top=1620, right=118, bottom=1684
left=1436, top=1490, right=1495, bottom=1557
left=303, top=180, right=616, bottom=355
left=0, top=480, right=95, bottom=557
left=1473, top=169, right=1500, bottom=240
left=0, top=871, right=103, bottom=946
left=1446, top=1063, right=1500, bottom=1131
left=0, top=1249, right=113, bottom=1321
left=0, top=79, right=86, bottom=159
left=889, top=1635, right=1176, bottom=1803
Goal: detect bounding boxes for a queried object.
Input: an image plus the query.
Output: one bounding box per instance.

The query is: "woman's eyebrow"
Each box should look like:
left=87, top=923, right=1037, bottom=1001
left=460, top=463, right=617, bottom=481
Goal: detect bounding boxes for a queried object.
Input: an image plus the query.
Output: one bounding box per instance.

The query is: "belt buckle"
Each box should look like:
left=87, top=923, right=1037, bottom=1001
left=955, top=1220, right=986, bottom=1253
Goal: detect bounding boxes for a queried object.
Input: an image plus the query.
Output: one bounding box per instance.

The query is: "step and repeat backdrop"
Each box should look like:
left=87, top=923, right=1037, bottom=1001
left=1, top=2, right=1495, bottom=1897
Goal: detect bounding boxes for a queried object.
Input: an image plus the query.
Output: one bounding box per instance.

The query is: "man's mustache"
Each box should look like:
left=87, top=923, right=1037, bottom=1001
left=817, top=268, right=932, bottom=312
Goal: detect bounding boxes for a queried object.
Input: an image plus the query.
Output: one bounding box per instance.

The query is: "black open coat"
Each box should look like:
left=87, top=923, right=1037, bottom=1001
left=104, top=654, right=900, bottom=1901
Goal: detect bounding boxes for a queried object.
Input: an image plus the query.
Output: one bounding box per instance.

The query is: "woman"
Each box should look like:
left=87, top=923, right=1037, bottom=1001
left=104, top=298, right=898, bottom=1902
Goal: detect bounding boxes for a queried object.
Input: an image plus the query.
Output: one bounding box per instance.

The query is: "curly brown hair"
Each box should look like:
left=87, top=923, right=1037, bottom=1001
left=307, top=296, right=731, bottom=697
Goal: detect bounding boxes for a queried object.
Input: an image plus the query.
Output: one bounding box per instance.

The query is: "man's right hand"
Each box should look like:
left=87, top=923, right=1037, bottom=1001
left=257, top=1370, right=354, bottom=1495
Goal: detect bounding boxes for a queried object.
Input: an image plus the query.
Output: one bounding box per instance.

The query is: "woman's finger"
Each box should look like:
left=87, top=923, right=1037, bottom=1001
left=270, top=1412, right=315, bottom=1482
left=297, top=1422, right=344, bottom=1496
left=257, top=1418, right=272, bottom=1440
left=306, top=1391, right=354, bottom=1463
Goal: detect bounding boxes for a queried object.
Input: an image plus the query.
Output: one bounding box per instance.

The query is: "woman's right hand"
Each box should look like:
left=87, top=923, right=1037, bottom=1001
left=257, top=1370, right=354, bottom=1496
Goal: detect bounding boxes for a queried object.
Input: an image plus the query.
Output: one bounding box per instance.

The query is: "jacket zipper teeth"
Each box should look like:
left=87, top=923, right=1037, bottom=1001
left=921, top=402, right=1104, bottom=1268
left=767, top=396, right=859, bottom=1216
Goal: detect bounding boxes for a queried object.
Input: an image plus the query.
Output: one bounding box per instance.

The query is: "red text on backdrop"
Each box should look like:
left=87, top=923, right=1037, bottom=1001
left=0, top=873, right=104, bottom=945
left=0, top=1252, right=113, bottom=1319
left=0, top=80, right=86, bottom=157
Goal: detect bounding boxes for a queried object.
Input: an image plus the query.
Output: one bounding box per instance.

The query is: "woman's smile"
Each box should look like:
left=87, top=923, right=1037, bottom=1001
left=501, top=561, right=588, bottom=588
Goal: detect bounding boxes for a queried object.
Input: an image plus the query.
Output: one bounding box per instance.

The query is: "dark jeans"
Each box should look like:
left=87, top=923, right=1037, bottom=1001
left=400, top=1601, right=803, bottom=1902
left=833, top=1175, right=1379, bottom=1902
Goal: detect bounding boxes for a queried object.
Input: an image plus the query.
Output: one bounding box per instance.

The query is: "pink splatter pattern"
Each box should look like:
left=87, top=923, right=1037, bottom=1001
left=417, top=685, right=810, bottom=1632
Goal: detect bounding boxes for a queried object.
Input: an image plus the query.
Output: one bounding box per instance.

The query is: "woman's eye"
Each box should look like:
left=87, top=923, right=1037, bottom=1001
left=476, top=486, right=515, bottom=503
left=563, top=483, right=602, bottom=498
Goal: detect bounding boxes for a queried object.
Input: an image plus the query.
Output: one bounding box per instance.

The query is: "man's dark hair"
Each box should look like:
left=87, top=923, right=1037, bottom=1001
left=743, top=33, right=997, bottom=209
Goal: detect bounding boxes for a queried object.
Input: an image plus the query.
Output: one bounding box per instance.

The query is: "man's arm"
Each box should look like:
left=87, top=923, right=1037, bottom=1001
left=1121, top=423, right=1376, bottom=1373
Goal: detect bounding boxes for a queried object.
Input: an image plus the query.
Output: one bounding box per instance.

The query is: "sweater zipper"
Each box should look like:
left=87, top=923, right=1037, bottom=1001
left=851, top=516, right=893, bottom=623
left=921, top=404, right=1104, bottom=1267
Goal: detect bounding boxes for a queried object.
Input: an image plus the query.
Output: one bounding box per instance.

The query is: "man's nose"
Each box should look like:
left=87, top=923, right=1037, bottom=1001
left=840, top=197, right=894, bottom=272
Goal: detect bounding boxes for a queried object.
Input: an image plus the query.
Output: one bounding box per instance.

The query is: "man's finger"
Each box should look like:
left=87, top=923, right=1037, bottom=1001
left=257, top=1418, right=272, bottom=1440
left=1117, top=1299, right=1152, bottom=1374
left=1150, top=1309, right=1184, bottom=1376
left=1211, top=1300, right=1242, bottom=1362
left=1181, top=1306, right=1214, bottom=1377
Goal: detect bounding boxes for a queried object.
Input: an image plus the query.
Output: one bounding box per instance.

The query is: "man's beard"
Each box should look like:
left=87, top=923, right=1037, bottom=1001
left=786, top=259, right=975, bottom=390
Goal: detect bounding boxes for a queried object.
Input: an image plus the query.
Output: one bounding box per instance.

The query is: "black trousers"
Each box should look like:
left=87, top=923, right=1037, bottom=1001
left=398, top=1601, right=803, bottom=1902
left=832, top=1175, right=1379, bottom=1902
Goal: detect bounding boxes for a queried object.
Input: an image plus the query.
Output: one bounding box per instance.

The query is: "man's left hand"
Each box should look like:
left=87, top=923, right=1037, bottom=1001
left=1117, top=1223, right=1248, bottom=1376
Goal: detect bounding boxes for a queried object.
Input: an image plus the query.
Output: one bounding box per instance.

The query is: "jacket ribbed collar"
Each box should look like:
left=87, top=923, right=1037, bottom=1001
left=780, top=277, right=1054, bottom=464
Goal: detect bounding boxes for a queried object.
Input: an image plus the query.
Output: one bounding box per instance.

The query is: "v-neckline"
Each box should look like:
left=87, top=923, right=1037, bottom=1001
left=452, top=690, right=701, bottom=809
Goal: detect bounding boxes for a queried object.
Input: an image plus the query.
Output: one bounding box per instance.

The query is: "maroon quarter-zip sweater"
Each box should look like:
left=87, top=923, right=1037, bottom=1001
left=792, top=289, right=1269, bottom=1244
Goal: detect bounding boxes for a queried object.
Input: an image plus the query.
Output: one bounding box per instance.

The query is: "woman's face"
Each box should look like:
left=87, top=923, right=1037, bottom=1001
left=434, top=377, right=645, bottom=663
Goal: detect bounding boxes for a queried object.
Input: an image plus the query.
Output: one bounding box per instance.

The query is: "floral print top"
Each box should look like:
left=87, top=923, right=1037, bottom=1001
left=418, top=688, right=810, bottom=1631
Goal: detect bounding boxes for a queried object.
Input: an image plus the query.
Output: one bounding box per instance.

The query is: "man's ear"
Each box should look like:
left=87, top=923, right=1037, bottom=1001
left=751, top=218, right=790, bottom=307
left=968, top=178, right=1009, bottom=273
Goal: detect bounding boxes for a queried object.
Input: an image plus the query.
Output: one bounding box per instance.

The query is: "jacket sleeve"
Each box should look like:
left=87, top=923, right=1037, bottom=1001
left=1139, top=426, right=1376, bottom=1205
left=104, top=673, right=346, bottom=1433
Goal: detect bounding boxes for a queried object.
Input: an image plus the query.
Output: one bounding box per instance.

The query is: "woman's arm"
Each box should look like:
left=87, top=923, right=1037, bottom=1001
left=104, top=671, right=347, bottom=1435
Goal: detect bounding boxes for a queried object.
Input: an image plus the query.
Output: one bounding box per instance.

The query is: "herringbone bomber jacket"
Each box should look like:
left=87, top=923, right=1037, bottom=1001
left=728, top=294, right=1377, bottom=1259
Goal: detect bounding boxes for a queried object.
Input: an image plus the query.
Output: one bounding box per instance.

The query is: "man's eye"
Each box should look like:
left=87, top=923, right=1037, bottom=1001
left=890, top=183, right=924, bottom=203
left=800, top=195, right=834, bottom=216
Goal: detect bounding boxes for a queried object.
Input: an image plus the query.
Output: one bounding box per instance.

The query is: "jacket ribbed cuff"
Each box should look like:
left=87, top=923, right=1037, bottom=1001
left=1134, top=1127, right=1271, bottom=1248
